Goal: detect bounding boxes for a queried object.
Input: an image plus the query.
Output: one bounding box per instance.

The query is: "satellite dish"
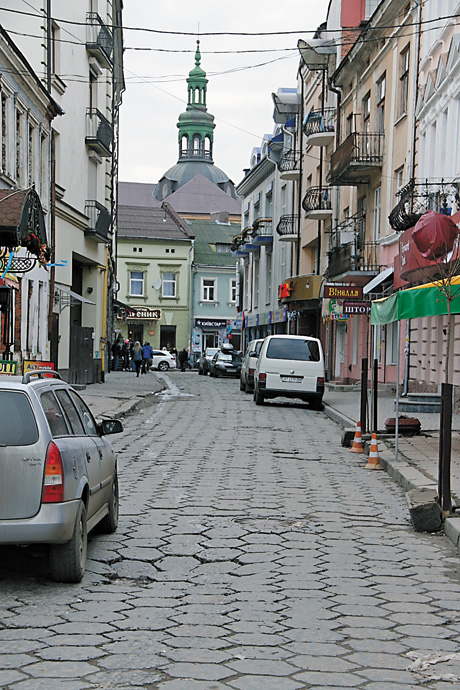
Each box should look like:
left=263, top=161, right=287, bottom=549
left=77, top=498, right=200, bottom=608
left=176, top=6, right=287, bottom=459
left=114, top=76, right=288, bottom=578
left=154, top=279, right=161, bottom=290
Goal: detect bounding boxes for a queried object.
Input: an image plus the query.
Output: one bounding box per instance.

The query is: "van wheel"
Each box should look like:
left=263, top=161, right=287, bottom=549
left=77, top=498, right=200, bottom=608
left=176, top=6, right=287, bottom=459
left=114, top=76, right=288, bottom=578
left=310, top=398, right=323, bottom=411
left=50, top=501, right=87, bottom=583
left=254, top=386, right=265, bottom=406
left=240, top=378, right=245, bottom=392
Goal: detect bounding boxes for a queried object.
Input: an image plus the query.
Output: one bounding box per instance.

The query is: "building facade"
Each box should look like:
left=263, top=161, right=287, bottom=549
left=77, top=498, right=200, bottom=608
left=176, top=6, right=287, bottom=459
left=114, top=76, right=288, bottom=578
left=0, top=1, right=124, bottom=384
left=116, top=204, right=194, bottom=352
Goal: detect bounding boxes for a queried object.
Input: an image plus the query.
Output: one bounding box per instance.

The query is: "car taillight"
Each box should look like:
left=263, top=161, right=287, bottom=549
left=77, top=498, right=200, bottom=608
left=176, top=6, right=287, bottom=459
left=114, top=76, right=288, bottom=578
left=42, top=442, right=64, bottom=503
left=259, top=372, right=266, bottom=388
left=249, top=368, right=255, bottom=376
left=317, top=377, right=325, bottom=392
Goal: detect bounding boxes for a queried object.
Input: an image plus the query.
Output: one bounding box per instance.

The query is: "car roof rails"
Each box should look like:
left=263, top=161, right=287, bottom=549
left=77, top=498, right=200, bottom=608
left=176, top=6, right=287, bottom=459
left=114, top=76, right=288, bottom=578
left=22, top=370, right=63, bottom=384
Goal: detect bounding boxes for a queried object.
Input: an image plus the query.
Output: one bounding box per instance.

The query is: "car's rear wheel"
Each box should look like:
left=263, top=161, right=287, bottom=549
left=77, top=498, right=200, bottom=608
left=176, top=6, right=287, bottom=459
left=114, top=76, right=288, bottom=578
left=310, top=398, right=323, bottom=411
left=98, top=474, right=119, bottom=534
left=254, top=385, right=265, bottom=406
left=198, top=367, right=203, bottom=375
left=158, top=361, right=169, bottom=371
left=240, top=377, right=245, bottom=391
left=50, top=500, right=87, bottom=583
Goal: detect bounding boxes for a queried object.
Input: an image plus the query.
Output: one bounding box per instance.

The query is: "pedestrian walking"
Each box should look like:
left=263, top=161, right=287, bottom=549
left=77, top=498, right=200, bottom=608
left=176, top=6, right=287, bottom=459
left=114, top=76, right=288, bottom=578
left=142, top=341, right=153, bottom=374
left=132, top=341, right=143, bottom=377
left=111, top=336, right=123, bottom=372
left=122, top=339, right=131, bottom=371
left=178, top=347, right=189, bottom=372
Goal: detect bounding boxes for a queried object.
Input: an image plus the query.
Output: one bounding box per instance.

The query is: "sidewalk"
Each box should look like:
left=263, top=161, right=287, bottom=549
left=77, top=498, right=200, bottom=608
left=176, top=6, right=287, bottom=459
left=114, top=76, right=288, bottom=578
left=323, top=383, right=460, bottom=553
left=79, top=369, right=165, bottom=420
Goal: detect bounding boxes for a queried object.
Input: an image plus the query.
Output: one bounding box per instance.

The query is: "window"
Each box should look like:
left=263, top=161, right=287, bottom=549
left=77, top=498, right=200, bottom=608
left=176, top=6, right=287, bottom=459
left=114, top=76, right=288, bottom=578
left=395, top=166, right=404, bottom=192
left=216, top=243, right=232, bottom=253
left=377, top=74, right=385, bottom=133
left=41, top=391, right=68, bottom=437
left=373, top=186, right=381, bottom=241
left=202, top=278, right=215, bottom=302
left=28, top=121, right=36, bottom=187
left=0, top=392, right=38, bottom=446
left=386, top=321, right=399, bottom=365
left=265, top=251, right=272, bottom=304
left=230, top=278, right=237, bottom=303
left=253, top=259, right=259, bottom=308
left=68, top=391, right=98, bottom=436
left=162, top=272, right=177, bottom=298
left=399, top=46, right=410, bottom=117
left=55, top=390, right=85, bottom=435
left=1, top=92, right=7, bottom=174
left=129, top=270, right=144, bottom=296
left=15, top=107, right=24, bottom=184
left=363, top=92, right=371, bottom=123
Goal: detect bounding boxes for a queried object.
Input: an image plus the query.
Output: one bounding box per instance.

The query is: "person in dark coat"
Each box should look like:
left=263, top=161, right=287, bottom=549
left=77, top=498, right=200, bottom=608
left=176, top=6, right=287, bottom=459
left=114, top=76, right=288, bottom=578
left=178, top=347, right=189, bottom=372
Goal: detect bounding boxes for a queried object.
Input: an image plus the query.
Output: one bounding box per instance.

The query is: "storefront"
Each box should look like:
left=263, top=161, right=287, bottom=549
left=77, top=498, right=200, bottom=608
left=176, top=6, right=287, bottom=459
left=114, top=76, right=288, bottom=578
left=192, top=317, right=241, bottom=361
left=278, top=274, right=323, bottom=338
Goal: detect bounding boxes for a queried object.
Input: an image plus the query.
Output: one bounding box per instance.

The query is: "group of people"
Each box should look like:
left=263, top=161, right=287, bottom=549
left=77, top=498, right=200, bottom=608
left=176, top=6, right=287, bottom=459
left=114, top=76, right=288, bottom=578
left=111, top=337, right=153, bottom=377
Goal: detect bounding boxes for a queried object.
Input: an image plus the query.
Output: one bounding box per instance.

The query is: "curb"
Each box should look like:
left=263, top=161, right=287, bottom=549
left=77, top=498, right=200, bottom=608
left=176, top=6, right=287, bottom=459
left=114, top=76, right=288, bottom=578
left=323, top=402, right=460, bottom=554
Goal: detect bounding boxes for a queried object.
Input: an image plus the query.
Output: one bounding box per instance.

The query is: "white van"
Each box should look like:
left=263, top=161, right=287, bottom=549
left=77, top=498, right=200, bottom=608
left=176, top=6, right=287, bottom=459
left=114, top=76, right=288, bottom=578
left=240, top=338, right=264, bottom=393
left=253, top=335, right=325, bottom=409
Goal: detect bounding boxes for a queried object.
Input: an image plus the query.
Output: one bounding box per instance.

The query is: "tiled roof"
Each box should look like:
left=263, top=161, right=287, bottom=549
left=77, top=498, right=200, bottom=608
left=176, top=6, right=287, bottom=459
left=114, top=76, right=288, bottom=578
left=186, top=218, right=240, bottom=267
left=117, top=204, right=194, bottom=241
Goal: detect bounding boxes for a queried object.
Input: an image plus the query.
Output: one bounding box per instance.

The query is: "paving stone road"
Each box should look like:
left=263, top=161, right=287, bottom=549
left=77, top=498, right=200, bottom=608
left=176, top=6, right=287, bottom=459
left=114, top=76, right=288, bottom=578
left=2, top=372, right=460, bottom=689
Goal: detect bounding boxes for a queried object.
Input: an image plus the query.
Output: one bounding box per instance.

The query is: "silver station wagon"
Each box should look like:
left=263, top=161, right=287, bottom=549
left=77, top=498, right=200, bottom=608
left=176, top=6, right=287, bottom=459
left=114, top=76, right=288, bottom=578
left=0, top=370, right=123, bottom=583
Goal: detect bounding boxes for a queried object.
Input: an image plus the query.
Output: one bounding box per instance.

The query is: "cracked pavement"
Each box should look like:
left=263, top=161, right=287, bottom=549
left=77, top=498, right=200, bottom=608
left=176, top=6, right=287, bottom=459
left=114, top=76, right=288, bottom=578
left=2, top=372, right=460, bottom=689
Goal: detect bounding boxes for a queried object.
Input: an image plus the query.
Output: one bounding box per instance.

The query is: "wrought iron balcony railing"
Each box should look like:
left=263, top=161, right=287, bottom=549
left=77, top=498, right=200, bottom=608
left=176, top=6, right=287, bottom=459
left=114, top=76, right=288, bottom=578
left=86, top=109, right=113, bottom=157
left=389, top=178, right=460, bottom=232
left=329, top=214, right=366, bottom=250
left=252, top=217, right=273, bottom=241
left=85, top=200, right=111, bottom=242
left=327, top=240, right=379, bottom=281
left=276, top=214, right=299, bottom=239
left=329, top=132, right=384, bottom=185
left=277, top=150, right=297, bottom=174
left=303, top=107, right=336, bottom=137
left=302, top=186, right=333, bottom=216
left=86, top=13, right=113, bottom=69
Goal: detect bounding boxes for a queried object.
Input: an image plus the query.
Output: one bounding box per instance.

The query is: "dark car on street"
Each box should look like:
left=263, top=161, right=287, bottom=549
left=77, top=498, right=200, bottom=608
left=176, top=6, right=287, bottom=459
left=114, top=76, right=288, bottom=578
left=197, top=347, right=219, bottom=375
left=0, top=370, right=123, bottom=583
left=209, top=350, right=243, bottom=378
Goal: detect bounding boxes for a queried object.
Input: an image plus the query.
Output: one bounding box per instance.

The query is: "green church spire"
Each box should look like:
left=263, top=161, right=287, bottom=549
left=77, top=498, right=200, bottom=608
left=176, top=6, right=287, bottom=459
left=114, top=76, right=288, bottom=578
left=177, top=40, right=215, bottom=162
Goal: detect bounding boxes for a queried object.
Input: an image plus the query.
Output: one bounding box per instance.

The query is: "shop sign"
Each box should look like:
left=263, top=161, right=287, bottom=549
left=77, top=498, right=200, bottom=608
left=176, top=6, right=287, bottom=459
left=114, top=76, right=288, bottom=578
left=322, top=299, right=351, bottom=321
left=279, top=275, right=323, bottom=302
left=0, top=359, right=17, bottom=375
left=272, top=306, right=287, bottom=323
left=195, top=318, right=228, bottom=329
left=127, top=307, right=161, bottom=320
left=23, top=360, right=55, bottom=375
left=324, top=284, right=363, bottom=300
left=234, top=312, right=244, bottom=329
left=278, top=281, right=293, bottom=299
left=343, top=301, right=371, bottom=315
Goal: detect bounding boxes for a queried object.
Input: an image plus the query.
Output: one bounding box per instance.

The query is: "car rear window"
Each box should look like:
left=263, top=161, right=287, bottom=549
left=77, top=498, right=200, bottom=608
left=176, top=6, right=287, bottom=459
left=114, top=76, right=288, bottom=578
left=266, top=338, right=320, bottom=362
left=0, top=391, right=39, bottom=445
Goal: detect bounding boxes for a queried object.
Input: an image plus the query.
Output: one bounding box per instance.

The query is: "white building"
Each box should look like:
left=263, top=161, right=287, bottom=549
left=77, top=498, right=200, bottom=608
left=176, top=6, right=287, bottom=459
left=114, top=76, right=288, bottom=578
left=0, top=1, right=124, bottom=383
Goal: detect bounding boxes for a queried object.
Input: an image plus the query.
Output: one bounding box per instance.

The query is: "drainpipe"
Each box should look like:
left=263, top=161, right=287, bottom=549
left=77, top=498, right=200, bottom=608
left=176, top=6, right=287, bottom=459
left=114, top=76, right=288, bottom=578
left=100, top=246, right=108, bottom=382
left=296, top=69, right=304, bottom=278
left=189, top=239, right=195, bottom=360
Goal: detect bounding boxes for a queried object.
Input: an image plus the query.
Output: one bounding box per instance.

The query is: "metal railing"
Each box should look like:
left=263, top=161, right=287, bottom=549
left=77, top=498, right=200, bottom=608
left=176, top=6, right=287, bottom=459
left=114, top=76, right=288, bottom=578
left=85, top=200, right=111, bottom=242
left=302, top=186, right=333, bottom=214
left=86, top=13, right=113, bottom=68
left=303, top=107, right=336, bottom=137
left=327, top=239, right=379, bottom=279
left=277, top=150, right=298, bottom=174
left=389, top=178, right=460, bottom=232
left=276, top=214, right=300, bottom=238
left=180, top=148, right=212, bottom=160
left=252, top=217, right=273, bottom=237
left=86, top=109, right=113, bottom=156
left=329, top=132, right=384, bottom=183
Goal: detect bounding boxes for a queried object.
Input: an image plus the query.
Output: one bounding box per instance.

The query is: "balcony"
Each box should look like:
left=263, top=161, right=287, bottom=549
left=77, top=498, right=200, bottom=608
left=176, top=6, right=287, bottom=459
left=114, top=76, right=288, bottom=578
left=231, top=226, right=252, bottom=257
left=303, top=108, right=336, bottom=147
left=327, top=234, right=379, bottom=285
left=85, top=200, right=111, bottom=242
left=250, top=218, right=273, bottom=246
left=276, top=214, right=299, bottom=242
left=86, top=109, right=113, bottom=157
left=329, top=132, right=384, bottom=185
left=278, top=150, right=300, bottom=181
left=86, top=13, right=113, bottom=69
left=302, top=186, right=333, bottom=220
left=389, top=178, right=460, bottom=232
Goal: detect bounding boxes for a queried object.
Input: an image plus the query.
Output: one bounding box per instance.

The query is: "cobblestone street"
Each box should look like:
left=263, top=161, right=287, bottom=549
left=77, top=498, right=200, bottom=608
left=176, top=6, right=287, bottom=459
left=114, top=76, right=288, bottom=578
left=2, top=372, right=460, bottom=689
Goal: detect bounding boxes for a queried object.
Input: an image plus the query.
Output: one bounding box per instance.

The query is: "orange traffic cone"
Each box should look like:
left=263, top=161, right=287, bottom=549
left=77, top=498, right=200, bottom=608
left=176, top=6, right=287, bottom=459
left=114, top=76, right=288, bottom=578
left=350, top=421, right=365, bottom=454
left=365, top=432, right=383, bottom=469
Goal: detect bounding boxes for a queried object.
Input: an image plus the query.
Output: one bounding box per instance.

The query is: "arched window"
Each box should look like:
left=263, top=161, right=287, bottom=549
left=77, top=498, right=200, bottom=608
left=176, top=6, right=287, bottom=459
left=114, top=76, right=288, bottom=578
left=195, top=87, right=200, bottom=105
left=181, top=135, right=189, bottom=156
left=193, top=135, right=201, bottom=155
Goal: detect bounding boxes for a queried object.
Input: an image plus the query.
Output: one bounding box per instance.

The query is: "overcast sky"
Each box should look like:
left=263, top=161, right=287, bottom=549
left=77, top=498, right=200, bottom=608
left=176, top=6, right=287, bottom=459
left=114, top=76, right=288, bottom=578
left=118, top=1, right=330, bottom=188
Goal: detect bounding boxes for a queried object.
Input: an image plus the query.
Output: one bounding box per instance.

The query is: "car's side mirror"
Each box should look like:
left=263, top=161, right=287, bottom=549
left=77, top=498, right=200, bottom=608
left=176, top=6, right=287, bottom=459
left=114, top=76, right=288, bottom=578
left=99, top=419, right=123, bottom=435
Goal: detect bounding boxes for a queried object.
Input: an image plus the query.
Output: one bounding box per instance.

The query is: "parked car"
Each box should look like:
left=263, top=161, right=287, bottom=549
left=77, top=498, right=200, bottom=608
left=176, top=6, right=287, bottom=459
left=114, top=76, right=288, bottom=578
left=253, top=335, right=325, bottom=409
left=0, top=370, right=123, bottom=583
left=209, top=350, right=243, bottom=378
left=198, top=347, right=219, bottom=375
left=150, top=350, right=176, bottom=371
left=240, top=338, right=264, bottom=393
